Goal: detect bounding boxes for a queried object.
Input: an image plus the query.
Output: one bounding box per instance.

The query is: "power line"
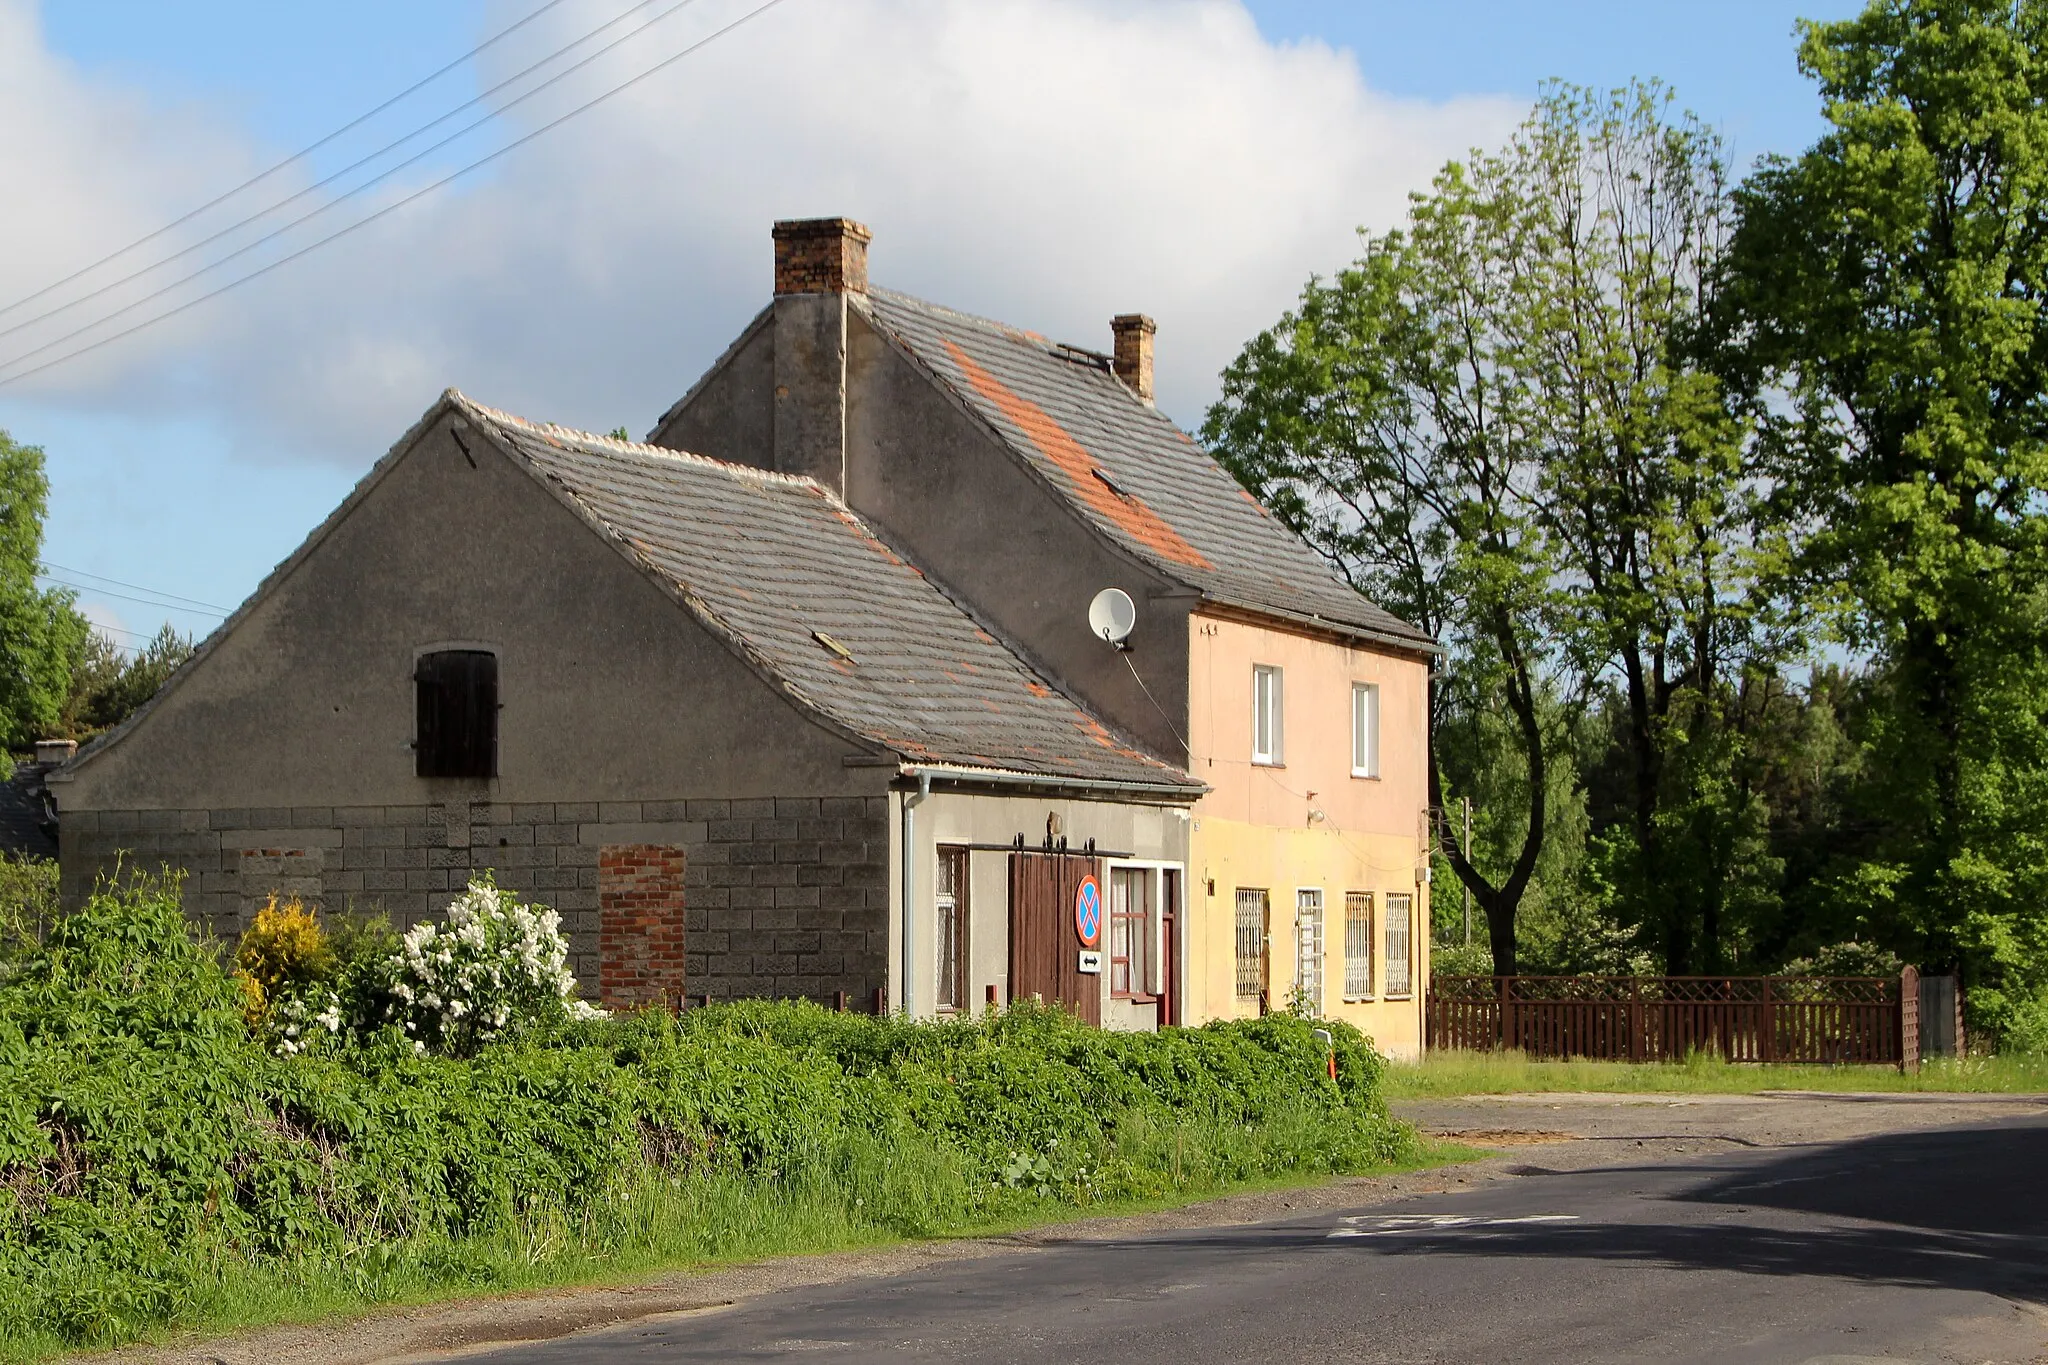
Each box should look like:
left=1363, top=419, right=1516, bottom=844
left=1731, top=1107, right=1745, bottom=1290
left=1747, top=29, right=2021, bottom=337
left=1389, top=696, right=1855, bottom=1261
left=39, top=561, right=232, bottom=613
left=0, top=0, right=792, bottom=391
left=0, top=0, right=696, bottom=363
left=0, top=0, right=578, bottom=324
left=37, top=576, right=228, bottom=618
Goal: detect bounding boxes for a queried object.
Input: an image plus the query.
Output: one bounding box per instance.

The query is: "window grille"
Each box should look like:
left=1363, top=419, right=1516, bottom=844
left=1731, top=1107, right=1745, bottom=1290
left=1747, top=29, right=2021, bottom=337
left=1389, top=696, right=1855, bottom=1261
left=414, top=650, right=497, bottom=778
left=1344, top=892, right=1373, bottom=999
left=1384, top=892, right=1413, bottom=998
left=1294, top=889, right=1325, bottom=1010
left=1234, top=888, right=1267, bottom=1000
left=935, top=847, right=967, bottom=1011
left=1252, top=665, right=1284, bottom=764
left=1351, top=682, right=1380, bottom=778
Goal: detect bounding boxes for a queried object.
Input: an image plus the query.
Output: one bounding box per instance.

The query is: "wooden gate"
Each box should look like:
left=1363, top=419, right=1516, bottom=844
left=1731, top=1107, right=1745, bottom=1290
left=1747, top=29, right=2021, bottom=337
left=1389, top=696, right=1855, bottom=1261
left=1008, top=852, right=1102, bottom=1026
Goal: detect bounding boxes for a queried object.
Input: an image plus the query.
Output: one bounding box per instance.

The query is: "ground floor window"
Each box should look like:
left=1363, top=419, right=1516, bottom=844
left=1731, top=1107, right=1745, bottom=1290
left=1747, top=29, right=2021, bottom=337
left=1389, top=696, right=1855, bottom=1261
left=1294, top=889, right=1325, bottom=1010
left=1344, top=892, right=1373, bottom=1000
left=1110, top=866, right=1153, bottom=999
left=1234, top=889, right=1267, bottom=1002
left=1384, top=892, right=1413, bottom=998
left=936, top=847, right=967, bottom=1011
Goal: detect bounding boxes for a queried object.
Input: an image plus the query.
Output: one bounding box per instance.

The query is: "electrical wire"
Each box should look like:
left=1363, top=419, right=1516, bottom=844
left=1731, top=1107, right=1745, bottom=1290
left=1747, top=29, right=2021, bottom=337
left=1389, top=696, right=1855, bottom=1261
left=37, top=576, right=227, bottom=617
left=0, top=0, right=579, bottom=323
left=38, top=561, right=232, bottom=613
left=1121, top=651, right=1191, bottom=756
left=0, top=0, right=789, bottom=391
left=0, top=0, right=789, bottom=390
left=0, top=0, right=705, bottom=367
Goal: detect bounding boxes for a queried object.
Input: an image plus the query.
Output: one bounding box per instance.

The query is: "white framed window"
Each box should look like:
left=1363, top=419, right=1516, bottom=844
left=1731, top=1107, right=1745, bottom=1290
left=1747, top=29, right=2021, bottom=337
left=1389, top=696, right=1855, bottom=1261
left=1384, top=892, right=1413, bottom=998
left=1253, top=664, right=1284, bottom=765
left=1343, top=891, right=1373, bottom=1000
left=1351, top=681, right=1380, bottom=778
left=1293, top=888, right=1324, bottom=1011
left=1109, top=866, right=1152, bottom=1000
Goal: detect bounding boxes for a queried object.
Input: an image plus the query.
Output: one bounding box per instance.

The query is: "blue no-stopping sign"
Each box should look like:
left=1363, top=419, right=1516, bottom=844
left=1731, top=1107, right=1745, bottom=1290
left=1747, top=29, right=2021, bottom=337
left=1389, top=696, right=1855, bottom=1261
left=1075, top=875, right=1102, bottom=948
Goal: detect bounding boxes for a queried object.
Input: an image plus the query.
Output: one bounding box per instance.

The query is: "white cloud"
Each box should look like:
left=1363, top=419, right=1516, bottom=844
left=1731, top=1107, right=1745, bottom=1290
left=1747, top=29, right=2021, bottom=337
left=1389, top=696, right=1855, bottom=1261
left=0, top=0, right=1520, bottom=463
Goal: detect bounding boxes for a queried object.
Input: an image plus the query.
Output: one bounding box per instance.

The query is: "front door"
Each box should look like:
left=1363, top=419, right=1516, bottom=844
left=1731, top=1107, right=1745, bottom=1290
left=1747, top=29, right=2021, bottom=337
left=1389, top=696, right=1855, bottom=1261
left=1007, top=852, right=1103, bottom=1025
left=1159, top=869, right=1180, bottom=1028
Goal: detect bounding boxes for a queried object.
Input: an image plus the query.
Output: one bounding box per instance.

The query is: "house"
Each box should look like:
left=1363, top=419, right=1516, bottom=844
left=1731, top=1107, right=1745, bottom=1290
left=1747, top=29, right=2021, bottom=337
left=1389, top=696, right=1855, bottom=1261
left=643, top=219, right=1438, bottom=1053
left=53, top=217, right=1436, bottom=1051
left=51, top=393, right=1199, bottom=1018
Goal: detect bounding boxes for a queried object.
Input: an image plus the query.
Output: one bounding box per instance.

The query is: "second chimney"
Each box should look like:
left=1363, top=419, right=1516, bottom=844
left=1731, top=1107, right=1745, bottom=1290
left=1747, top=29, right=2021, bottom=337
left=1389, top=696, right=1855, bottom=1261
left=773, top=217, right=872, bottom=296
left=1111, top=314, right=1156, bottom=404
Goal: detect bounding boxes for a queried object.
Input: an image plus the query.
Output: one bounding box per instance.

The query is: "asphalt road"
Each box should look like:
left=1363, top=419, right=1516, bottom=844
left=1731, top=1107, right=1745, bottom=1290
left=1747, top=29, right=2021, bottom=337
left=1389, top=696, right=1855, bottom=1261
left=474, top=1114, right=2048, bottom=1365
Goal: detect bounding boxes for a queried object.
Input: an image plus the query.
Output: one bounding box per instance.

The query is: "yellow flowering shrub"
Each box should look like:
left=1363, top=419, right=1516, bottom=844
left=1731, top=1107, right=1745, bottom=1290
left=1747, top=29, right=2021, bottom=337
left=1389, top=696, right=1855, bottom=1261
left=231, top=895, right=332, bottom=1025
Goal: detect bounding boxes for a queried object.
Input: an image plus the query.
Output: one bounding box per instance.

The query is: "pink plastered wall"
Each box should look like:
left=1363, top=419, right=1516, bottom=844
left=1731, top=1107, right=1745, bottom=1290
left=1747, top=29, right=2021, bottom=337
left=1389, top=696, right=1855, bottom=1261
left=1187, top=612, right=1431, bottom=835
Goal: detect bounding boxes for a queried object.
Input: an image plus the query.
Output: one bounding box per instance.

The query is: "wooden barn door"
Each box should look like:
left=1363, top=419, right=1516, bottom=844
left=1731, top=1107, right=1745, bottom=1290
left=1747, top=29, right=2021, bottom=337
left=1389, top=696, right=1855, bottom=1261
left=1008, top=852, right=1103, bottom=1026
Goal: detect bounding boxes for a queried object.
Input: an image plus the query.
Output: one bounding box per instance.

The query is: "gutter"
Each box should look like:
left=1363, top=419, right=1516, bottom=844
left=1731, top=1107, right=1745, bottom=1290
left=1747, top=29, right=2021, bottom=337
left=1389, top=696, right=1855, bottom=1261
left=896, top=762, right=1205, bottom=801
left=899, top=770, right=931, bottom=1017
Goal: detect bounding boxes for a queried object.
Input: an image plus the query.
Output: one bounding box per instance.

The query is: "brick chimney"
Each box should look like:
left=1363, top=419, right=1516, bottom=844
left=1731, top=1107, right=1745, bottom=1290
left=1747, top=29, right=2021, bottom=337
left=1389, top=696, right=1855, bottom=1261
left=1111, top=314, right=1156, bottom=404
left=773, top=217, right=871, bottom=296
left=768, top=218, right=872, bottom=493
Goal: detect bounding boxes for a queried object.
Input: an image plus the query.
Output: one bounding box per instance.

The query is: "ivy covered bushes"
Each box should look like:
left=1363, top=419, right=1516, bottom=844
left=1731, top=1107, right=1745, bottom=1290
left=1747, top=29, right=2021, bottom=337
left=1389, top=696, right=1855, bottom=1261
left=0, top=880, right=1413, bottom=1351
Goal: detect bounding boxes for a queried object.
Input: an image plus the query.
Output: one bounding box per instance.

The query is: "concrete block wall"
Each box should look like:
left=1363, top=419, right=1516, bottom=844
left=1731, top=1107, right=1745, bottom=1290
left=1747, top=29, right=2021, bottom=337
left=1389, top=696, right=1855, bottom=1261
left=59, top=794, right=891, bottom=1007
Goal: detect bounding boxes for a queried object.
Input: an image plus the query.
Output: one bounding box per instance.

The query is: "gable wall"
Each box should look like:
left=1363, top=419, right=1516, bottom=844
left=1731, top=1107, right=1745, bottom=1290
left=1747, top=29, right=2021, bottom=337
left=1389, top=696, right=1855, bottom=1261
left=647, top=312, right=776, bottom=466
left=55, top=415, right=890, bottom=1002
left=841, top=312, right=1195, bottom=765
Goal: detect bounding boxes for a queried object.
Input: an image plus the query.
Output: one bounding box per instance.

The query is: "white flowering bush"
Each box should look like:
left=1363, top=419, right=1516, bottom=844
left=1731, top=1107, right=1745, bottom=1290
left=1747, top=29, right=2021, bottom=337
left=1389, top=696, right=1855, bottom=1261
left=267, top=984, right=344, bottom=1057
left=381, top=876, right=605, bottom=1055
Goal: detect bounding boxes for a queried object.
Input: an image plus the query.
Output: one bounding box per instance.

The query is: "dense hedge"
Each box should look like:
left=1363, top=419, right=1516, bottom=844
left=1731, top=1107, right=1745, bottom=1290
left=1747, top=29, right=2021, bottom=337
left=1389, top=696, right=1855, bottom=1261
left=0, top=883, right=1411, bottom=1347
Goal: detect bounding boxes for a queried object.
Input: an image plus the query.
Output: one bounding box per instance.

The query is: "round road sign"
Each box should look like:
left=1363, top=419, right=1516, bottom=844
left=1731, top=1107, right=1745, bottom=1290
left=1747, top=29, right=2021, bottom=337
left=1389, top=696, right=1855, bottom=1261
left=1075, top=875, right=1102, bottom=948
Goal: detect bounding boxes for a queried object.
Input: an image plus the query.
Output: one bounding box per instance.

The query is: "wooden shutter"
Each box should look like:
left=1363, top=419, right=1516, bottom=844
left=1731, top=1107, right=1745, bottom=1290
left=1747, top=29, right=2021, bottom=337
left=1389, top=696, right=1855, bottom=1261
left=415, top=650, right=497, bottom=778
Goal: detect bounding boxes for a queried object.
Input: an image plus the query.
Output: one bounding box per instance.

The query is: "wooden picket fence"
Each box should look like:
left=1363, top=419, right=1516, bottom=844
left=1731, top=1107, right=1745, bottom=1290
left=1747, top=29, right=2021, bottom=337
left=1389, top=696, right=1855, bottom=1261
left=1427, top=969, right=1920, bottom=1072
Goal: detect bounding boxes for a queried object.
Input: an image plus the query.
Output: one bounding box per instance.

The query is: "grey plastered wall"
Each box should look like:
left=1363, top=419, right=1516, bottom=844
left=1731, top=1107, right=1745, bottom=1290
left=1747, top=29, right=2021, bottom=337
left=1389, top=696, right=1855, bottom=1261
left=54, top=408, right=889, bottom=1000
left=903, top=789, right=1190, bottom=1024
left=648, top=308, right=776, bottom=465
left=841, top=309, right=1195, bottom=764
left=646, top=299, right=1196, bottom=764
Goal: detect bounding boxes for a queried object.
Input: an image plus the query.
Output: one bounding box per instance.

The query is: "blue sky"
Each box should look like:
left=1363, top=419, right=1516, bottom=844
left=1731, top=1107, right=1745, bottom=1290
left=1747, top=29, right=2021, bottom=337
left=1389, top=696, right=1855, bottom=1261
left=5, top=0, right=1855, bottom=651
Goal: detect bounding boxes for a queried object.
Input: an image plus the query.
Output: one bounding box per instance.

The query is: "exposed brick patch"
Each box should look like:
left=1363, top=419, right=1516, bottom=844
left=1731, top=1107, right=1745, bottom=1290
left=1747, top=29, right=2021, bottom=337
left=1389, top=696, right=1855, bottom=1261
left=598, top=843, right=687, bottom=1010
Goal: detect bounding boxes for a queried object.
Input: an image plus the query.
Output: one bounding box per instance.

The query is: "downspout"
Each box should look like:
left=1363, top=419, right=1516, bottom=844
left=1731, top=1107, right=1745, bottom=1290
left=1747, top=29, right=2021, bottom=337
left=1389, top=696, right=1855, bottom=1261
left=899, top=770, right=932, bottom=1017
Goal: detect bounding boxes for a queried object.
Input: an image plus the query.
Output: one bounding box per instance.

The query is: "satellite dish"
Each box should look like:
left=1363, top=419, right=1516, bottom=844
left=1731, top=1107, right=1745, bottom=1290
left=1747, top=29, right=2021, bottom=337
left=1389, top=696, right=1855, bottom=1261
left=1088, top=588, right=1137, bottom=646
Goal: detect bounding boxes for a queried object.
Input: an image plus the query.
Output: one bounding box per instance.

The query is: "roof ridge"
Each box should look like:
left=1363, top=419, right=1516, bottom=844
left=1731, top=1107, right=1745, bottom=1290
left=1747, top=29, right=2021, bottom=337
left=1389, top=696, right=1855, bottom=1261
left=864, top=288, right=1112, bottom=370
left=447, top=389, right=836, bottom=497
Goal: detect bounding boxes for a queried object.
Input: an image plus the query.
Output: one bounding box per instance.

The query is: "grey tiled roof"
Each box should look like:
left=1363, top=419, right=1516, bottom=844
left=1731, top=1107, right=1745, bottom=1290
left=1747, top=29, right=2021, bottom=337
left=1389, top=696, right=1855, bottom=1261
left=453, top=395, right=1199, bottom=791
left=860, top=288, right=1434, bottom=650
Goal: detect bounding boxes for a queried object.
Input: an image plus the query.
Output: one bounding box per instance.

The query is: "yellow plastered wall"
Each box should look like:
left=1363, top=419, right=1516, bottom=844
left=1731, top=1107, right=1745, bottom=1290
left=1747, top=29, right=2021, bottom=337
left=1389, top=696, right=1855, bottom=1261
left=1185, top=610, right=1432, bottom=1060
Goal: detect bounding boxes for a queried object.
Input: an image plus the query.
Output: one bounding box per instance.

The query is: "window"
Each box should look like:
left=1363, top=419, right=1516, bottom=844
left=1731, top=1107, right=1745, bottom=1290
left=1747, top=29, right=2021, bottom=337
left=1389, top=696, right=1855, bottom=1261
left=1344, top=892, right=1373, bottom=1000
left=1252, top=664, right=1284, bottom=765
left=1384, top=892, right=1413, bottom=997
left=414, top=650, right=497, bottom=778
left=1234, top=888, right=1268, bottom=1001
left=1351, top=682, right=1380, bottom=778
left=1294, top=889, right=1325, bottom=1010
left=1110, top=866, right=1153, bottom=999
left=936, top=847, right=968, bottom=1012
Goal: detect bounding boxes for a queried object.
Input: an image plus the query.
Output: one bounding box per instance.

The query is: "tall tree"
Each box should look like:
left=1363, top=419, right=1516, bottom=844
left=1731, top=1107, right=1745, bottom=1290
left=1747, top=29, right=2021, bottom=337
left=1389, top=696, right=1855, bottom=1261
left=1207, top=83, right=1775, bottom=973
left=0, top=431, right=87, bottom=751
left=1719, top=0, right=2048, bottom=1018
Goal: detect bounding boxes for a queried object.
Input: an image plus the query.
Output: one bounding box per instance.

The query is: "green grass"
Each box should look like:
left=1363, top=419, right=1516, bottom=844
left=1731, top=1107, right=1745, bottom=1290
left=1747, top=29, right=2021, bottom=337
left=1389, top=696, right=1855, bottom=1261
left=5, top=1127, right=1476, bottom=1365
left=1384, top=1048, right=2048, bottom=1098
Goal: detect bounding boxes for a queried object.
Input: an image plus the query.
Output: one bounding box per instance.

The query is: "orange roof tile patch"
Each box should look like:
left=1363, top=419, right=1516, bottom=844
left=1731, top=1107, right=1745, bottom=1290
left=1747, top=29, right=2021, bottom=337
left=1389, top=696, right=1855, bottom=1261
left=942, top=339, right=1212, bottom=571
